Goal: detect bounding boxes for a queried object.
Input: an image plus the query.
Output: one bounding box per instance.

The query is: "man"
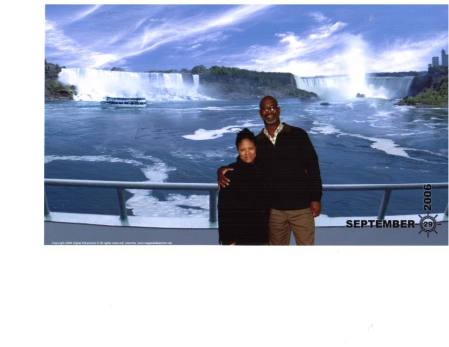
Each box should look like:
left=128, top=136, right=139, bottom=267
left=218, top=96, right=322, bottom=245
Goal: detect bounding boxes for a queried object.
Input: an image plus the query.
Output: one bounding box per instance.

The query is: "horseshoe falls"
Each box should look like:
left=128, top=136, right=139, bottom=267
left=58, top=67, right=208, bottom=102
left=295, top=75, right=414, bottom=100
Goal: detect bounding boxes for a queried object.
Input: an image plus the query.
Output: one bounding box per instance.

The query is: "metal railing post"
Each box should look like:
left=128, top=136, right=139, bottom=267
left=44, top=190, right=50, bottom=217
left=209, top=189, right=217, bottom=223
left=116, top=188, right=128, bottom=221
left=377, top=189, right=392, bottom=220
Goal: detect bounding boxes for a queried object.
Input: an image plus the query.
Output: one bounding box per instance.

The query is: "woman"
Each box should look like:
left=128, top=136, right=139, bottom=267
left=218, top=128, right=269, bottom=245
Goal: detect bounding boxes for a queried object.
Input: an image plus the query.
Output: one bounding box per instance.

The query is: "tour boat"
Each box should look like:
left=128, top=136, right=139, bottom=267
left=101, top=96, right=147, bottom=107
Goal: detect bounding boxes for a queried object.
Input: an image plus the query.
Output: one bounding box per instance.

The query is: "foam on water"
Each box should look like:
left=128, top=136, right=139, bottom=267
left=311, top=121, right=418, bottom=159
left=126, top=192, right=209, bottom=218
left=356, top=135, right=410, bottom=158
left=372, top=110, right=395, bottom=118
left=310, top=122, right=340, bottom=135
left=389, top=131, right=425, bottom=137
left=394, top=105, right=413, bottom=112
left=182, top=121, right=262, bottom=140
left=45, top=151, right=210, bottom=218
left=405, top=148, right=448, bottom=160
left=171, top=149, right=232, bottom=164
left=125, top=149, right=209, bottom=218
left=44, top=154, right=143, bottom=166
left=313, top=120, right=447, bottom=163
left=140, top=162, right=174, bottom=182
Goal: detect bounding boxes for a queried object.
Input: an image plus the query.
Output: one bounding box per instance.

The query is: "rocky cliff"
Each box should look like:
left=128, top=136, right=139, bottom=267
left=398, top=67, right=448, bottom=106
left=45, top=61, right=76, bottom=101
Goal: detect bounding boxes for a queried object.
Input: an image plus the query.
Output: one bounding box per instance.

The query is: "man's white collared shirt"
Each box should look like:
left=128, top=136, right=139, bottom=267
left=263, top=123, right=284, bottom=145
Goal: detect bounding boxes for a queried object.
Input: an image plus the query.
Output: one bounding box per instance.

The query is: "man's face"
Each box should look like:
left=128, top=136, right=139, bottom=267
left=259, top=98, right=280, bottom=126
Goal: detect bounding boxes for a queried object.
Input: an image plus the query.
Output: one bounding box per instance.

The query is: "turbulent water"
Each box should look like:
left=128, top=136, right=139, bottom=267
left=45, top=98, right=448, bottom=219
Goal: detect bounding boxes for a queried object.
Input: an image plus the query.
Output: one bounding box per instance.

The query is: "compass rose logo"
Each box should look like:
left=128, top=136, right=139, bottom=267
left=418, top=213, right=442, bottom=238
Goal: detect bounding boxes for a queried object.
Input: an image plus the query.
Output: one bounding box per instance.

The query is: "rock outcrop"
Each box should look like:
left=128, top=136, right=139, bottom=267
left=45, top=61, right=76, bottom=101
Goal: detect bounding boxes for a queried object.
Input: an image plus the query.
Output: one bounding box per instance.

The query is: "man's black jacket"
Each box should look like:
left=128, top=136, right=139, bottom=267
left=254, top=123, right=322, bottom=210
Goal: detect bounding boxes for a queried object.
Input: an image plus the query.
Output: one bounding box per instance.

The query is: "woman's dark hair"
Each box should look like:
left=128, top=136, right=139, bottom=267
left=235, top=128, right=256, bottom=148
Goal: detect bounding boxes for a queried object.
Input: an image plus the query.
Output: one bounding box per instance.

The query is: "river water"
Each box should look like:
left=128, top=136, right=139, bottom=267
left=45, top=98, right=448, bottom=219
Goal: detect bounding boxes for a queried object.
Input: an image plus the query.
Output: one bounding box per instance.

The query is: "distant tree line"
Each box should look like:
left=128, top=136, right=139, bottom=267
left=398, top=66, right=448, bottom=107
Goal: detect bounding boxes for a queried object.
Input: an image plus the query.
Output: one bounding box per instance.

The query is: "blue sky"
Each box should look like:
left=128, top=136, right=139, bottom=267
left=45, top=4, right=448, bottom=76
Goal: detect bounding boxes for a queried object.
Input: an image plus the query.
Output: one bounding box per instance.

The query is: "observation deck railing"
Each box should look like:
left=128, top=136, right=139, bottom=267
left=44, top=179, right=448, bottom=223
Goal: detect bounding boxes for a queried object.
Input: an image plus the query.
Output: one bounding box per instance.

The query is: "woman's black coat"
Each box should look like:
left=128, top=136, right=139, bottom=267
left=217, top=158, right=270, bottom=245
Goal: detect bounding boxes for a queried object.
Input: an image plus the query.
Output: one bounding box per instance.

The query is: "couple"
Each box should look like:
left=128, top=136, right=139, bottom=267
left=217, top=96, right=323, bottom=246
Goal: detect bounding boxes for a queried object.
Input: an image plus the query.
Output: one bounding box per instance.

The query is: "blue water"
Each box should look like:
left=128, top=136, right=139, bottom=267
left=45, top=98, right=448, bottom=218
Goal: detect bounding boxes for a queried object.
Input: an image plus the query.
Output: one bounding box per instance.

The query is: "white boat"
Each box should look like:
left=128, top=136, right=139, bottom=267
left=101, top=96, right=147, bottom=107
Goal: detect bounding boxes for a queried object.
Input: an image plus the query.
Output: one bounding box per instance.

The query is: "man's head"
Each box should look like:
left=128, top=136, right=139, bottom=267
left=259, top=96, right=280, bottom=127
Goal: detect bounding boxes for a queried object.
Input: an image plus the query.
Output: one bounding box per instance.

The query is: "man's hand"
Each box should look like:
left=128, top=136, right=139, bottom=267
left=218, top=167, right=234, bottom=188
left=310, top=201, right=321, bottom=217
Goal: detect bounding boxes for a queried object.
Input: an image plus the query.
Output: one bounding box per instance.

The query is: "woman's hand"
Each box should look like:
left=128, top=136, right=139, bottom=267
left=218, top=167, right=234, bottom=188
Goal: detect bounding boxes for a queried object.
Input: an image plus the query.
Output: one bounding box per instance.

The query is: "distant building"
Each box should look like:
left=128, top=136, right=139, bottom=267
left=432, top=56, right=439, bottom=67
left=428, top=63, right=433, bottom=72
left=442, top=49, right=448, bottom=67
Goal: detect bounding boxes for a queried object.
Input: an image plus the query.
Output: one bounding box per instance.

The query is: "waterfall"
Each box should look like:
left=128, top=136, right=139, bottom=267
left=295, top=75, right=414, bottom=100
left=193, top=74, right=200, bottom=91
left=58, top=67, right=207, bottom=102
left=365, top=76, right=414, bottom=98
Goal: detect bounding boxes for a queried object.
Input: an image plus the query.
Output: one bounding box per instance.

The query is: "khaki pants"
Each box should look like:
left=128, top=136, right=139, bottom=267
left=269, top=208, right=315, bottom=245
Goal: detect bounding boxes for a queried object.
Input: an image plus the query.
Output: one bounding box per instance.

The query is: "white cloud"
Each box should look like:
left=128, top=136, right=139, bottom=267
left=46, top=20, right=119, bottom=68
left=46, top=5, right=270, bottom=69
left=173, top=31, right=228, bottom=54
left=233, top=20, right=348, bottom=75
left=308, top=21, right=347, bottom=40
left=367, top=33, right=448, bottom=72
left=309, top=12, right=328, bottom=23
left=120, top=5, right=270, bottom=61
left=203, top=5, right=268, bottom=29
left=46, top=20, right=81, bottom=55
left=189, top=43, right=202, bottom=51
left=70, top=5, right=102, bottom=24
left=46, top=6, right=447, bottom=74
left=230, top=15, right=448, bottom=76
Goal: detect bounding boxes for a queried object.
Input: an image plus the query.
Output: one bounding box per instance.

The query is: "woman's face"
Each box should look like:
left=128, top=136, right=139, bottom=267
left=238, top=139, right=256, bottom=164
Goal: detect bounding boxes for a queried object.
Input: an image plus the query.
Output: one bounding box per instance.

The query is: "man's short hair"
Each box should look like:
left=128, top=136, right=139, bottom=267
left=259, top=95, right=278, bottom=109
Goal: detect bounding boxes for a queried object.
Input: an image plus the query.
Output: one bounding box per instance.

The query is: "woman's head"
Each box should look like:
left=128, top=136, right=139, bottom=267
left=235, top=128, right=256, bottom=164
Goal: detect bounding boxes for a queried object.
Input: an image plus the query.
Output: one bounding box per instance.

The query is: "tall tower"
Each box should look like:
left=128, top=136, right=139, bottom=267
left=441, top=49, right=448, bottom=67
left=432, top=56, right=439, bottom=67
